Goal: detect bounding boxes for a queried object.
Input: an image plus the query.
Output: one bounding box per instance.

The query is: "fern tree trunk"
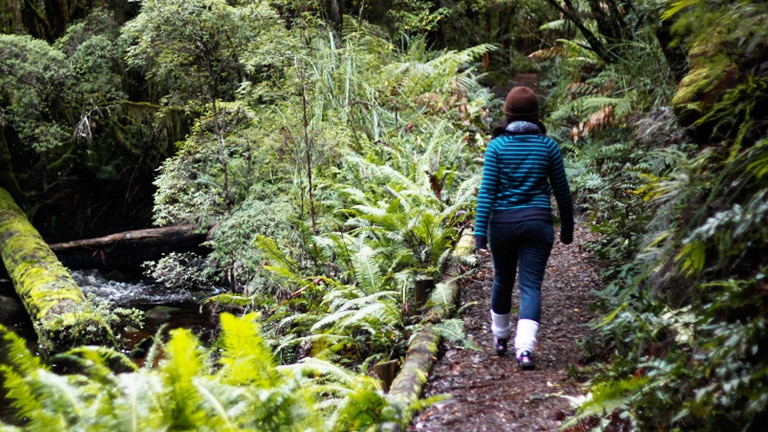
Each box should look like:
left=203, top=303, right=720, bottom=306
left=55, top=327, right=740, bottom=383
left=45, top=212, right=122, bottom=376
left=0, top=187, right=113, bottom=351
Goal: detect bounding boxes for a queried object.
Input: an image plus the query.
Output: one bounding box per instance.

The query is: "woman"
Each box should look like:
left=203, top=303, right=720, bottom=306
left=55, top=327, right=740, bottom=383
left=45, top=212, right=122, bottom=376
left=474, top=86, right=574, bottom=370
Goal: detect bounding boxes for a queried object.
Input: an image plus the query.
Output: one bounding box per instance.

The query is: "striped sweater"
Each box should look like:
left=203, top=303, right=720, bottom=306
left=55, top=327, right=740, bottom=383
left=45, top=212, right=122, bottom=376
left=474, top=121, right=573, bottom=249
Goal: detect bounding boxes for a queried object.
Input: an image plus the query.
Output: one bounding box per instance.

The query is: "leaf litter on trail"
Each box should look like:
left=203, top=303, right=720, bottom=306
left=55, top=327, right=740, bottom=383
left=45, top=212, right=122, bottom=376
left=410, top=223, right=601, bottom=431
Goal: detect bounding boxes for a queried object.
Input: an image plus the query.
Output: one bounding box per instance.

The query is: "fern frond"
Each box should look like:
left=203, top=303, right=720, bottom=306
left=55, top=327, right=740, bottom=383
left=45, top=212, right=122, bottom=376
left=311, top=290, right=396, bottom=331
left=675, top=240, right=706, bottom=276
left=254, top=234, right=300, bottom=275
left=192, top=378, right=246, bottom=431
left=576, top=96, right=627, bottom=114
left=0, top=325, right=45, bottom=373
left=114, top=372, right=162, bottom=431
left=158, top=328, right=210, bottom=429
left=55, top=345, right=138, bottom=377
left=432, top=319, right=476, bottom=349
left=217, top=312, right=281, bottom=388
left=747, top=139, right=768, bottom=179
left=32, top=371, right=93, bottom=426
left=287, top=356, right=360, bottom=388
left=340, top=298, right=402, bottom=332
left=350, top=244, right=385, bottom=294
left=0, top=325, right=48, bottom=423
left=661, top=0, right=703, bottom=20
left=561, top=376, right=651, bottom=429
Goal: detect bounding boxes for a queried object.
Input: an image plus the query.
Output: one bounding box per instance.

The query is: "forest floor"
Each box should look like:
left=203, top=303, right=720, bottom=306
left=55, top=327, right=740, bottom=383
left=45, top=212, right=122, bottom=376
left=410, top=222, right=603, bottom=431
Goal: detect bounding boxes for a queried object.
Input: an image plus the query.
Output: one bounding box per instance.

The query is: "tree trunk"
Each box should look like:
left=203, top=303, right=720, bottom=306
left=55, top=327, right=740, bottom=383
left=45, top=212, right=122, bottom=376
left=0, top=187, right=113, bottom=351
left=325, top=0, right=343, bottom=37
left=544, top=0, right=616, bottom=63
left=49, top=225, right=210, bottom=272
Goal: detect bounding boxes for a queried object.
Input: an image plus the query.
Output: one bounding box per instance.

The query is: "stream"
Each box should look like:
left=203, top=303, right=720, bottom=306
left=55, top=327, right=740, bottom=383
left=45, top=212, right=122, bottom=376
left=0, top=269, right=224, bottom=422
left=0, top=269, right=225, bottom=354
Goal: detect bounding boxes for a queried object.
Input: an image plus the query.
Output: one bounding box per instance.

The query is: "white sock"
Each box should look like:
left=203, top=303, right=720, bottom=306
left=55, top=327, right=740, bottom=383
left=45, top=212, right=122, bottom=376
left=490, top=310, right=512, bottom=340
left=514, top=319, right=539, bottom=356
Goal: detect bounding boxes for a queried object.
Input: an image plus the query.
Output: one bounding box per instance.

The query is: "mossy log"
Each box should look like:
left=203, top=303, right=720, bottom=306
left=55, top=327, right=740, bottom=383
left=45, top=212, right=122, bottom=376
left=385, top=278, right=462, bottom=430
left=383, top=234, right=469, bottom=430
left=387, top=326, right=439, bottom=405
left=0, top=187, right=113, bottom=351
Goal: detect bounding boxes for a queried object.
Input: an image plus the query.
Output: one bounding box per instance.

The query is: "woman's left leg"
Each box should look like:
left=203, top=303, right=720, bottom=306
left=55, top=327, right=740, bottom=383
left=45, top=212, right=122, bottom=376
left=514, top=220, right=554, bottom=367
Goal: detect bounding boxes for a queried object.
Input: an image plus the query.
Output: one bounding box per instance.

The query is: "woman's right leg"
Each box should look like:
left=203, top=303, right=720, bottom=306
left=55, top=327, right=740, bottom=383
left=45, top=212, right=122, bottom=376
left=513, top=220, right=554, bottom=368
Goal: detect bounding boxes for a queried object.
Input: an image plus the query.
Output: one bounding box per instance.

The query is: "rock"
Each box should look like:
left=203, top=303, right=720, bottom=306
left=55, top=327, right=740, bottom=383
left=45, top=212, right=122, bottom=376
left=145, top=305, right=180, bottom=321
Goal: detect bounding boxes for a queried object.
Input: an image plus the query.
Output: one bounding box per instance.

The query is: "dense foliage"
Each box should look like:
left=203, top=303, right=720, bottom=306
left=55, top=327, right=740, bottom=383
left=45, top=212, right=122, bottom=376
left=0, top=0, right=767, bottom=430
left=542, top=0, right=768, bottom=430
left=0, top=314, right=401, bottom=430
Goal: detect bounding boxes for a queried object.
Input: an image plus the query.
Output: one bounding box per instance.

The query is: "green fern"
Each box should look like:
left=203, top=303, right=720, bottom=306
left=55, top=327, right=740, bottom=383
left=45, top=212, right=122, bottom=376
left=661, top=0, right=703, bottom=20
left=578, top=95, right=633, bottom=118
left=562, top=376, right=651, bottom=429
left=0, top=326, right=48, bottom=426
left=158, top=328, right=210, bottom=429
left=746, top=138, right=768, bottom=179
left=432, top=319, right=476, bottom=350
left=217, top=313, right=279, bottom=387
left=1, top=313, right=406, bottom=430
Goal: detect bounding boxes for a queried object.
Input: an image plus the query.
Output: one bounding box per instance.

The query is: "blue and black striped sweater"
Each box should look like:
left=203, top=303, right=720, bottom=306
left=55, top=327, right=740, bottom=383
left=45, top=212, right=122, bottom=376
left=474, top=121, right=574, bottom=249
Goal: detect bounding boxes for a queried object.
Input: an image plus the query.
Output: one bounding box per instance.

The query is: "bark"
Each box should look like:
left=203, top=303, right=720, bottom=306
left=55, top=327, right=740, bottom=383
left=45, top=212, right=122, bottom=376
left=387, top=326, right=439, bottom=412
left=0, top=186, right=113, bottom=351
left=325, top=0, right=343, bottom=37
left=49, top=225, right=210, bottom=271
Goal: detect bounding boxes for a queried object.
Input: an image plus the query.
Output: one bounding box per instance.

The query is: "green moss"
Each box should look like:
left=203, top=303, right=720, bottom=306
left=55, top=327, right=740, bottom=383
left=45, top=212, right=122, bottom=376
left=672, top=52, right=736, bottom=126
left=0, top=187, right=113, bottom=350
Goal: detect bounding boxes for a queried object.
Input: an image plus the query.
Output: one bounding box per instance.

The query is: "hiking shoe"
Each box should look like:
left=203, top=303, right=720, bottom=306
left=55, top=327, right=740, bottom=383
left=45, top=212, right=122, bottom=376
left=494, top=337, right=508, bottom=356
left=517, top=350, right=535, bottom=370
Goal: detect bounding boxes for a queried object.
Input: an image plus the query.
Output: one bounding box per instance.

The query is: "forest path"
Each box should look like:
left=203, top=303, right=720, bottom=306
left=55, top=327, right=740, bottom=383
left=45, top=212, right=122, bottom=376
left=410, top=222, right=601, bottom=431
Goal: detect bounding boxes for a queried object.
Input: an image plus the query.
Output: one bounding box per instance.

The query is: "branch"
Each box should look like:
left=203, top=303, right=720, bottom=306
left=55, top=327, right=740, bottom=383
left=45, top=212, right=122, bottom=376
left=544, top=0, right=617, bottom=63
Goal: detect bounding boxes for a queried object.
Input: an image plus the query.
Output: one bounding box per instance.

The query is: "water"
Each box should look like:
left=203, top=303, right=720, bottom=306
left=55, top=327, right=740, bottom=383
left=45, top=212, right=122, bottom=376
left=0, top=269, right=225, bottom=354
left=72, top=269, right=213, bottom=306
left=0, top=270, right=225, bottom=421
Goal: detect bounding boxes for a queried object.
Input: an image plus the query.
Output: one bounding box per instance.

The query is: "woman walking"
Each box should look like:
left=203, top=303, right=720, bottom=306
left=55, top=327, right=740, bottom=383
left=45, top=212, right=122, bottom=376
left=474, top=86, right=574, bottom=370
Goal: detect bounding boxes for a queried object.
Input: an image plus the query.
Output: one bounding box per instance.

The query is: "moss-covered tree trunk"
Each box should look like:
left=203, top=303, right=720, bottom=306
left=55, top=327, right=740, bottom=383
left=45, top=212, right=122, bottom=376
left=0, top=187, right=113, bottom=351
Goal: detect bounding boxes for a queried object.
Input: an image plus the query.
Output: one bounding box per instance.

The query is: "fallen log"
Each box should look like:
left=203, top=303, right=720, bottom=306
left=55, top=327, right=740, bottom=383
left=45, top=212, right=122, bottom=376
left=49, top=225, right=211, bottom=271
left=0, top=187, right=114, bottom=351
left=383, top=233, right=470, bottom=431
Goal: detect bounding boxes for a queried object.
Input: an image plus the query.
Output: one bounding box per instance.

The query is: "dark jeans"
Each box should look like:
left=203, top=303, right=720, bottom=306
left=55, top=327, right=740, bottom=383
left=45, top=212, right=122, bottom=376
left=489, top=219, right=554, bottom=322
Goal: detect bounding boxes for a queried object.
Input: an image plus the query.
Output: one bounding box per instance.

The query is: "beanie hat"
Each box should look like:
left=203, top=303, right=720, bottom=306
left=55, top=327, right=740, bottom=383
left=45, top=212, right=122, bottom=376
left=503, top=86, right=539, bottom=121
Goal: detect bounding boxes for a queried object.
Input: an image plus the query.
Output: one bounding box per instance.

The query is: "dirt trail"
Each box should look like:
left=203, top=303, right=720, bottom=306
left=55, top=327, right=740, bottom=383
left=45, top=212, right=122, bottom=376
left=410, top=222, right=601, bottom=431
